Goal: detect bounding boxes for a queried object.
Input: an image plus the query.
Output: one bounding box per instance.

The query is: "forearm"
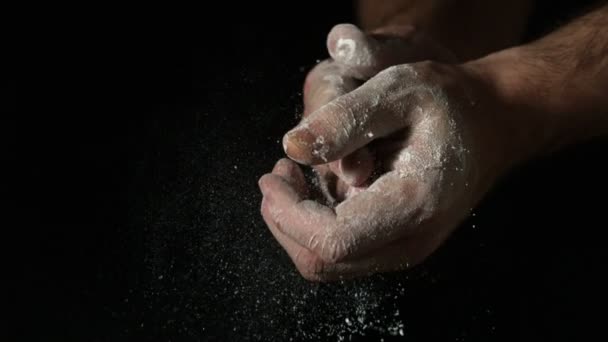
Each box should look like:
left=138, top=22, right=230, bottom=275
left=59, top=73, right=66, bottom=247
left=356, top=0, right=534, bottom=61
left=469, top=4, right=608, bottom=162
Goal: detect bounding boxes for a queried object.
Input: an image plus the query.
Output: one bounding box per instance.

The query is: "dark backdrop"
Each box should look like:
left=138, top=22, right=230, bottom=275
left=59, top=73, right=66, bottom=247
left=13, top=1, right=606, bottom=341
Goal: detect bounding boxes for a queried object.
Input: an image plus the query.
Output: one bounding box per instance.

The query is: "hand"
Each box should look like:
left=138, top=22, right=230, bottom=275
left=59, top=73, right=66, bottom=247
left=302, top=23, right=456, bottom=203
left=260, top=60, right=516, bottom=281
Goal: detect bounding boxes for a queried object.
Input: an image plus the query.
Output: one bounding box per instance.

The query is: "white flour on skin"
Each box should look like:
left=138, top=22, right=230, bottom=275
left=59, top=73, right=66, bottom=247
left=136, top=57, right=470, bottom=342
left=335, top=37, right=373, bottom=68
left=394, top=108, right=470, bottom=215
left=261, top=175, right=412, bottom=341
left=283, top=58, right=476, bottom=281
left=335, top=38, right=356, bottom=62
left=309, top=64, right=474, bottom=254
left=312, top=135, right=330, bottom=162
left=321, top=74, right=344, bottom=96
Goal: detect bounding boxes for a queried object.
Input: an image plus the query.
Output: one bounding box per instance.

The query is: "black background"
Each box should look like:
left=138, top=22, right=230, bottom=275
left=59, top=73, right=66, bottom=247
left=12, top=1, right=606, bottom=341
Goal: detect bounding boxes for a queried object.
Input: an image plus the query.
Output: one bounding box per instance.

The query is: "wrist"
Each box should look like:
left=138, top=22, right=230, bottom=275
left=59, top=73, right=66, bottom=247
left=459, top=48, right=556, bottom=176
left=467, top=44, right=608, bottom=161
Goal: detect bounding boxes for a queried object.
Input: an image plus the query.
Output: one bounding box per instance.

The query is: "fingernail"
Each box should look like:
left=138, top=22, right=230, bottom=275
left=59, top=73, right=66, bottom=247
left=282, top=126, right=315, bottom=164
left=272, top=158, right=293, bottom=176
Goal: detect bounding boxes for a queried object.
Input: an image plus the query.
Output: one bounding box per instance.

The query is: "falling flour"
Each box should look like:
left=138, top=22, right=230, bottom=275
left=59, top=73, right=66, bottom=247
left=137, top=115, right=415, bottom=341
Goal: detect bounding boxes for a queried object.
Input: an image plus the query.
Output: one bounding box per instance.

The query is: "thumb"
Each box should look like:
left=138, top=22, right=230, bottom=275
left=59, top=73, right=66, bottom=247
left=327, top=24, right=457, bottom=79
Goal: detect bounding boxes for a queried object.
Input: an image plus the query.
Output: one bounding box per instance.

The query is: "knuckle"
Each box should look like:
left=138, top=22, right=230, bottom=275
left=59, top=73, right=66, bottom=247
left=413, top=60, right=441, bottom=75
left=319, top=232, right=351, bottom=264
left=377, top=60, right=450, bottom=86
left=294, top=251, right=326, bottom=282
left=377, top=64, right=403, bottom=81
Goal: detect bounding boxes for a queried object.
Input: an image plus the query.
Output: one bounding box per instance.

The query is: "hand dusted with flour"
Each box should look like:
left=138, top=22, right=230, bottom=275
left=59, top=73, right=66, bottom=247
left=260, top=3, right=608, bottom=281
left=300, top=24, right=456, bottom=200
left=259, top=24, right=508, bottom=282
left=261, top=59, right=510, bottom=281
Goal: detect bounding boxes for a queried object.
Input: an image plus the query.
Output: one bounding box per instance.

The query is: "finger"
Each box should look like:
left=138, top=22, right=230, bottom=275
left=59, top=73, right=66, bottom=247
left=259, top=173, right=337, bottom=256
left=260, top=166, right=444, bottom=266
left=311, top=164, right=340, bottom=205
left=263, top=195, right=441, bottom=282
left=330, top=113, right=461, bottom=259
left=271, top=158, right=309, bottom=198
left=261, top=160, right=337, bottom=280
left=303, top=60, right=360, bottom=117
left=328, top=146, right=375, bottom=187
left=260, top=169, right=415, bottom=264
left=313, top=164, right=358, bottom=204
left=272, top=157, right=354, bottom=210
left=260, top=197, right=381, bottom=282
left=283, top=65, right=420, bottom=164
left=326, top=23, right=377, bottom=78
left=260, top=166, right=353, bottom=281
left=303, top=61, right=375, bottom=189
left=329, top=171, right=429, bottom=260
left=261, top=198, right=328, bottom=281
left=327, top=24, right=457, bottom=79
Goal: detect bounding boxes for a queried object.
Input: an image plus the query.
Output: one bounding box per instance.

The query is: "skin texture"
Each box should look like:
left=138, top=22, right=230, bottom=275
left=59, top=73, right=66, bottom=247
left=300, top=0, right=535, bottom=195
left=259, top=3, right=608, bottom=281
left=298, top=24, right=457, bottom=201
left=263, top=60, right=509, bottom=281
